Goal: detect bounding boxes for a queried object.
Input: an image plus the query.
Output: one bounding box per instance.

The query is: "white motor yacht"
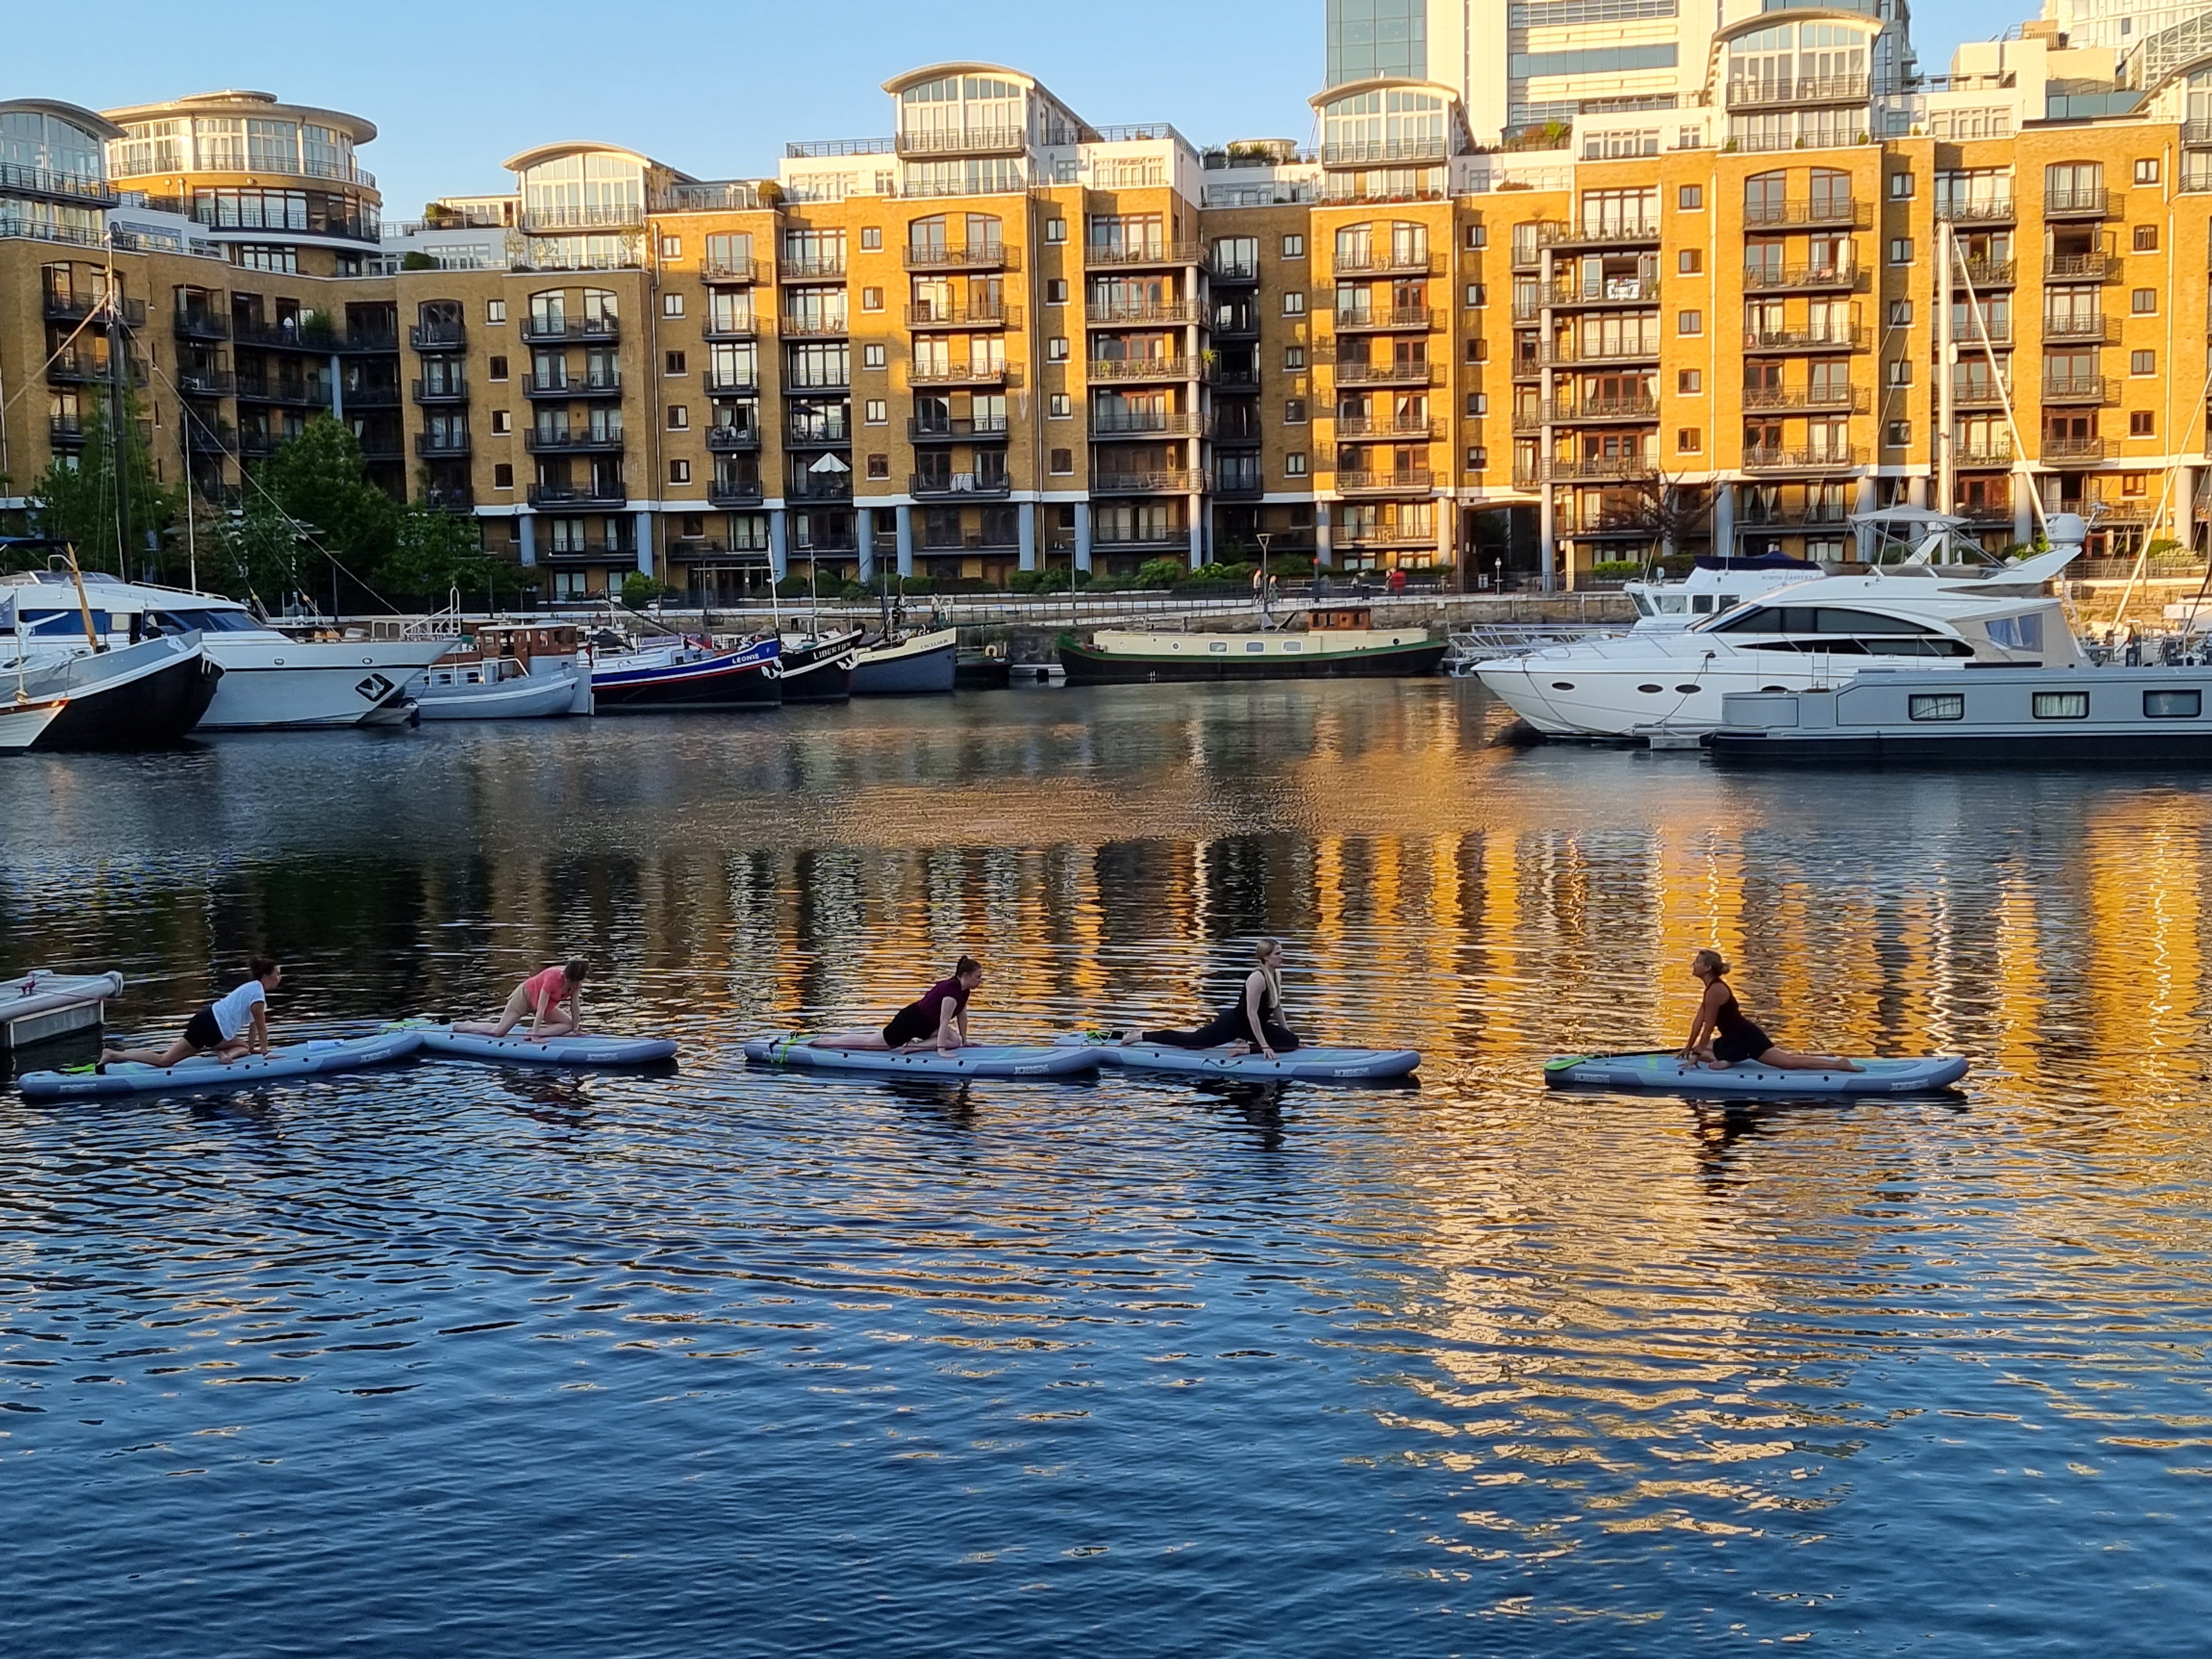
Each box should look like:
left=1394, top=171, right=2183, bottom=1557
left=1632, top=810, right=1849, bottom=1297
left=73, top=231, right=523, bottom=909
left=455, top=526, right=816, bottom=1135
left=1, top=572, right=449, bottom=730
left=1478, top=514, right=2088, bottom=740
left=1623, top=554, right=1829, bottom=632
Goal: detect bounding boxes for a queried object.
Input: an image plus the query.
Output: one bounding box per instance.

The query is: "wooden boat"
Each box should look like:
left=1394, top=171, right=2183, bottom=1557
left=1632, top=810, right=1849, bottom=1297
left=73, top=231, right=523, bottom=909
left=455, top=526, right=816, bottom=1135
left=773, top=629, right=865, bottom=703
left=0, top=634, right=222, bottom=753
left=591, top=636, right=780, bottom=712
left=852, top=627, right=957, bottom=695
left=1058, top=605, right=1447, bottom=685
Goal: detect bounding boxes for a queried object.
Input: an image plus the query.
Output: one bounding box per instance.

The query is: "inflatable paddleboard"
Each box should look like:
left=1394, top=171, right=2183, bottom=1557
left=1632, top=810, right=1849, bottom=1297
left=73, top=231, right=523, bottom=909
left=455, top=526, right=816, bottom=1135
left=743, top=1035, right=1098, bottom=1078
left=407, top=1025, right=677, bottom=1066
left=1543, top=1050, right=1969, bottom=1097
left=17, top=1029, right=424, bottom=1100
left=1057, top=1034, right=1420, bottom=1081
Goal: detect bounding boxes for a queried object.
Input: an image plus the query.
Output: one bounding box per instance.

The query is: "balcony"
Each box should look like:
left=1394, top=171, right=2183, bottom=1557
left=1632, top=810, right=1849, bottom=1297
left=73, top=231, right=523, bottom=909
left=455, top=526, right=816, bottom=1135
left=342, top=383, right=403, bottom=408
left=518, top=206, right=644, bottom=234
left=1515, top=395, right=1660, bottom=429
left=785, top=372, right=851, bottom=393
left=1331, top=359, right=1436, bottom=385
left=902, top=241, right=1019, bottom=272
left=1743, top=385, right=1870, bottom=413
left=1214, top=367, right=1260, bottom=392
left=539, top=540, right=633, bottom=563
left=234, top=373, right=331, bottom=406
left=174, top=309, right=229, bottom=342
left=425, top=486, right=475, bottom=512
left=1091, top=412, right=1206, bottom=438
left=1211, top=311, right=1261, bottom=339
left=1538, top=218, right=1661, bottom=250
left=2044, top=187, right=2114, bottom=220
left=1088, top=300, right=1202, bottom=326
left=703, top=257, right=769, bottom=284
left=787, top=473, right=853, bottom=503
left=529, top=482, right=629, bottom=508
left=519, top=316, right=619, bottom=343
left=909, top=471, right=1013, bottom=499
left=1536, top=338, right=1661, bottom=366
left=1743, top=445, right=1863, bottom=472
left=1743, top=263, right=1861, bottom=293
left=1214, top=469, right=1265, bottom=498
left=1736, top=509, right=1851, bottom=533
left=909, top=362, right=1009, bottom=388
left=2044, top=252, right=2115, bottom=280
left=181, top=419, right=236, bottom=453
left=2040, top=314, right=2113, bottom=343
left=526, top=427, right=627, bottom=454
left=1548, top=280, right=1660, bottom=308
left=176, top=366, right=234, bottom=397
left=1935, top=197, right=2016, bottom=225
left=232, top=320, right=341, bottom=353
left=1954, top=442, right=2016, bottom=467
left=701, top=312, right=758, bottom=340
left=236, top=430, right=288, bottom=458
left=410, top=322, right=467, bottom=352
left=1085, top=239, right=1201, bottom=269
left=1334, top=415, right=1439, bottom=439
left=524, top=371, right=623, bottom=398
left=709, top=474, right=765, bottom=505
left=1330, top=244, right=1438, bottom=275
left=1743, top=325, right=1863, bottom=353
left=45, top=293, right=145, bottom=326
left=906, top=302, right=1020, bottom=330
left=48, top=415, right=87, bottom=446
left=356, top=432, right=404, bottom=461
left=1095, top=469, right=1207, bottom=494
left=1956, top=258, right=2016, bottom=287
left=416, top=432, right=472, bottom=457
left=1332, top=306, right=1438, bottom=333
left=1086, top=357, right=1192, bottom=383
left=336, top=329, right=400, bottom=356
left=2042, top=436, right=2108, bottom=463
left=1742, top=199, right=1869, bottom=229
left=1725, top=74, right=1870, bottom=108
left=779, top=314, right=850, bottom=338
left=1, top=161, right=118, bottom=207
left=780, top=254, right=848, bottom=281
left=1318, top=137, right=1449, bottom=168
left=1335, top=469, right=1435, bottom=494
left=1209, top=258, right=1260, bottom=286
left=786, top=420, right=852, bottom=448
left=2041, top=375, right=2114, bottom=405
left=1949, top=380, right=2012, bottom=409
left=706, top=423, right=763, bottom=451
left=896, top=127, right=1026, bottom=157
left=1546, top=455, right=1659, bottom=482
left=413, top=376, right=468, bottom=404
left=705, top=368, right=759, bottom=395
left=909, top=416, right=1011, bottom=443
left=1093, top=528, right=1194, bottom=552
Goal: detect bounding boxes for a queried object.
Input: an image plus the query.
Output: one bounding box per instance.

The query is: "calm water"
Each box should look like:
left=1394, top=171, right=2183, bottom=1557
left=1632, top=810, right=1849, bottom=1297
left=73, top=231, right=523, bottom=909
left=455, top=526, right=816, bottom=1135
left=5, top=682, right=2211, bottom=1656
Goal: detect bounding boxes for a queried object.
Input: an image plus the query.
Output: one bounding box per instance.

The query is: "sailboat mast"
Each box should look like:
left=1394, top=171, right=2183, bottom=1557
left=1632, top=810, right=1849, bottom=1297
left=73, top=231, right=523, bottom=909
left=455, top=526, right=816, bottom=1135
left=105, top=281, right=134, bottom=581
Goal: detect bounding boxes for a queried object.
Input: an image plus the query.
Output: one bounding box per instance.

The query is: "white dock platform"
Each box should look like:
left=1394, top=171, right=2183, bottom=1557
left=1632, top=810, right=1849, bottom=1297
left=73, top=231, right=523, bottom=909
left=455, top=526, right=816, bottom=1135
left=2, top=971, right=124, bottom=1050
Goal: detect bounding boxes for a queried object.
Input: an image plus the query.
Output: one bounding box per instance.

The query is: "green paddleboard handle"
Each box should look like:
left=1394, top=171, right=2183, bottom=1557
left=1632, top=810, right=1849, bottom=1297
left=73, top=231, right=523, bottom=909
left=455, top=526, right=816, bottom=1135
left=1543, top=1056, right=1587, bottom=1072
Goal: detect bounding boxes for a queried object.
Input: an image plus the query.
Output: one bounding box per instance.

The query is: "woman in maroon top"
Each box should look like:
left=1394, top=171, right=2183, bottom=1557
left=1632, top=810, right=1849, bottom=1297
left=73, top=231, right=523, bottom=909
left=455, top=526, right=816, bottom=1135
left=813, top=957, right=983, bottom=1055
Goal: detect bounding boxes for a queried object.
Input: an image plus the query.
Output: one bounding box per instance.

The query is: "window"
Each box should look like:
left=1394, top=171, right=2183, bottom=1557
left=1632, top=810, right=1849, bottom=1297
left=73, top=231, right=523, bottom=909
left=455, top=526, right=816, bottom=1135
left=2136, top=158, right=2161, bottom=185
left=864, top=398, right=887, bottom=424
left=2147, top=689, right=2201, bottom=718
left=662, top=293, right=685, bottom=317
left=1678, top=369, right=1701, bottom=394
left=488, top=354, right=509, bottom=380
left=491, top=410, right=511, bottom=435
left=660, top=236, right=682, bottom=260
left=486, top=299, right=506, bottom=324
left=1282, top=291, right=1306, bottom=315
left=1888, top=300, right=1913, bottom=327
left=1047, top=336, right=1069, bottom=361
left=665, top=350, right=687, bottom=375
left=2033, top=691, right=2089, bottom=719
left=1049, top=447, right=1073, bottom=473
left=1468, top=444, right=1491, bottom=468
left=1885, top=420, right=1910, bottom=446
left=1678, top=427, right=1701, bottom=452
left=1049, top=393, right=1072, bottom=417
left=1285, top=345, right=1306, bottom=369
left=2121, top=472, right=2147, bottom=495
left=2132, top=288, right=2158, bottom=315
left=1464, top=224, right=1488, bottom=249
left=234, top=244, right=297, bottom=274
left=2133, top=223, right=2159, bottom=251
left=862, top=343, right=886, bottom=368
left=1282, top=233, right=1305, bottom=258
left=865, top=453, right=889, bottom=479
left=1285, top=452, right=1307, bottom=476
left=860, top=226, right=881, bottom=250
left=668, top=459, right=690, bottom=484
left=1464, top=283, right=1486, bottom=308
left=1889, top=171, right=1916, bottom=199
left=2133, top=350, right=2156, bottom=375
left=1045, top=217, right=1067, bottom=242
left=1678, top=310, right=1702, bottom=336
left=1909, top=693, right=1964, bottom=721
left=493, top=462, right=514, bottom=489
left=1465, top=337, right=1486, bottom=361
left=1466, top=392, right=1488, bottom=415
left=861, top=286, right=883, bottom=311
left=666, top=405, right=688, bottom=430
left=1678, top=249, right=1702, bottom=274
left=1284, top=398, right=1307, bottom=424
left=1889, top=238, right=1913, bottom=265
left=1888, top=359, right=1912, bottom=385
left=1678, top=184, right=1703, bottom=210
left=2131, top=411, right=2156, bottom=436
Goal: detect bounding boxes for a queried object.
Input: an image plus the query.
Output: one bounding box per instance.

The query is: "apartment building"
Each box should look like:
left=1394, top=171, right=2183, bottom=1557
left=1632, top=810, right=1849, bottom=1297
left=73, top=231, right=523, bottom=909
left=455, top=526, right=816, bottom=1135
left=8, top=18, right=2212, bottom=601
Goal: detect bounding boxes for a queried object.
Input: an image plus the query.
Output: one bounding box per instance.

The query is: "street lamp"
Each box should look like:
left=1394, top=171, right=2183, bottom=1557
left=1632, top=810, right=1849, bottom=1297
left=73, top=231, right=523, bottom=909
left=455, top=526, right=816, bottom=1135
left=1256, top=530, right=1272, bottom=624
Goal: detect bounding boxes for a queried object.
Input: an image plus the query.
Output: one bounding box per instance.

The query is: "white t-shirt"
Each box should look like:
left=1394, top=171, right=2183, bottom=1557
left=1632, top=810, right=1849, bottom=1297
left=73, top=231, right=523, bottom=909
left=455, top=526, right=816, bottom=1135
left=211, top=979, right=268, bottom=1040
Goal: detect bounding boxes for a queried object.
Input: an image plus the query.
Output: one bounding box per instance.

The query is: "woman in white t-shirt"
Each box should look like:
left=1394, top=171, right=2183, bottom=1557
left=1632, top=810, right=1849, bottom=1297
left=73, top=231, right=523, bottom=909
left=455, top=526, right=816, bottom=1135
left=102, top=958, right=283, bottom=1070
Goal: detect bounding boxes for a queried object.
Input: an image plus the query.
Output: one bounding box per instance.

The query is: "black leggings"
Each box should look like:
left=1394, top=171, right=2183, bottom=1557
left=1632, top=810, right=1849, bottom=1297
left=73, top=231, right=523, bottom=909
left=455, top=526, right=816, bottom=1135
left=1141, top=1005, right=1301, bottom=1053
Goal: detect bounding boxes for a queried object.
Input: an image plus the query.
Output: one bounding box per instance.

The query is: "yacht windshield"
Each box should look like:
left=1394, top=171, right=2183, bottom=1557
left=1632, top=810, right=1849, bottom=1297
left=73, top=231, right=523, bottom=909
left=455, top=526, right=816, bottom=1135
left=152, top=608, right=267, bottom=634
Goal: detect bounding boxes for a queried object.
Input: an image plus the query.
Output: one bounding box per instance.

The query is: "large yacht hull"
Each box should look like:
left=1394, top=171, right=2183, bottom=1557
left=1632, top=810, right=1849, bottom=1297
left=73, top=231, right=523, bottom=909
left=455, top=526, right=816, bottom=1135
left=1477, top=649, right=1858, bottom=739
left=196, top=638, right=451, bottom=729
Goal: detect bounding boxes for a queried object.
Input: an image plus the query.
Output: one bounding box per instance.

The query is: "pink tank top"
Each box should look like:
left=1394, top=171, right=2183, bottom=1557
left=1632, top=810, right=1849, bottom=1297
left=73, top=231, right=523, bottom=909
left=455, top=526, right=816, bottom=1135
left=523, top=966, right=570, bottom=1011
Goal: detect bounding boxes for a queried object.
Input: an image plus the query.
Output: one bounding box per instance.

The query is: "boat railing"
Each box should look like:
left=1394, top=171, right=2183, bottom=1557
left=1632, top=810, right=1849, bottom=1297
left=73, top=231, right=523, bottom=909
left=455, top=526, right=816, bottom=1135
left=1447, top=622, right=1625, bottom=669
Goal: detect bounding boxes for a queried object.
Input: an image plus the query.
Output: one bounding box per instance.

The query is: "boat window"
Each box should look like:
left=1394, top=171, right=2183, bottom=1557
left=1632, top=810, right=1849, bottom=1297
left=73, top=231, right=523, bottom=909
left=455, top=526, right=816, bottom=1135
left=1208, top=640, right=1228, bottom=653
left=152, top=607, right=264, bottom=633
left=1282, top=640, right=1302, bottom=651
left=21, top=609, right=111, bottom=635
left=1673, top=684, right=1700, bottom=694
left=1630, top=593, right=1652, bottom=617
left=1709, top=606, right=1937, bottom=635
left=1692, top=594, right=1715, bottom=614
left=2146, top=688, right=2201, bottom=719
left=1985, top=613, right=2045, bottom=652
left=2032, top=691, right=2089, bottom=720
left=1656, top=594, right=1687, bottom=613
left=1908, top=693, right=1965, bottom=721
left=1246, top=640, right=1265, bottom=651
left=1718, top=594, right=1739, bottom=611
left=1551, top=681, right=1575, bottom=690
left=1637, top=683, right=1663, bottom=693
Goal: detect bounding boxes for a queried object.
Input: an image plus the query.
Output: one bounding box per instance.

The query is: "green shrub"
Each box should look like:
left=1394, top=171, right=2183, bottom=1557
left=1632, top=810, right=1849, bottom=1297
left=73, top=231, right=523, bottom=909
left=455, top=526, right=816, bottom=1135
left=1134, top=557, right=1188, bottom=588
left=1590, top=560, right=1644, bottom=580
left=839, top=580, right=866, bottom=601
left=620, top=573, right=664, bottom=608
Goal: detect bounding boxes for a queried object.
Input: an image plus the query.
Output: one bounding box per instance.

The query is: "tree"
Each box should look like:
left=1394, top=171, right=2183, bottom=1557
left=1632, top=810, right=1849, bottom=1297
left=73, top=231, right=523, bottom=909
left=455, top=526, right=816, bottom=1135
left=1612, top=473, right=1715, bottom=567
left=30, top=391, right=181, bottom=577
left=213, top=491, right=310, bottom=607
left=257, top=416, right=398, bottom=588
left=380, top=499, right=498, bottom=604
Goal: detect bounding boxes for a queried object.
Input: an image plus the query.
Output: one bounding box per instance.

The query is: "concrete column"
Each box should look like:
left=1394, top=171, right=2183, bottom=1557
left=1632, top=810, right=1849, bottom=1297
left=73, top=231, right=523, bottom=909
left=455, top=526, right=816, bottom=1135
left=1854, top=475, right=1879, bottom=562
left=519, top=513, right=538, bottom=567
left=1315, top=502, right=1333, bottom=568
left=634, top=509, right=653, bottom=578
left=2173, top=465, right=2197, bottom=556
left=855, top=505, right=875, bottom=582
left=328, top=353, right=345, bottom=421
left=895, top=504, right=915, bottom=577
left=1018, top=502, right=1037, bottom=571
left=1187, top=497, right=1204, bottom=567
left=1073, top=501, right=1093, bottom=572
left=1712, top=483, right=1735, bottom=554
left=2013, top=476, right=2036, bottom=550
left=768, top=508, right=789, bottom=580
left=1538, top=483, right=1556, bottom=593
left=1907, top=474, right=1928, bottom=509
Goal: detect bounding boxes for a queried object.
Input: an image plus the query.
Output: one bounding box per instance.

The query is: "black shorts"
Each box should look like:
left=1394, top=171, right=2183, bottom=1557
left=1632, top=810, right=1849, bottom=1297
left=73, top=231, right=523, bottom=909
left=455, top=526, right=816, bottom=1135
left=882, top=1004, right=938, bottom=1048
left=1713, top=1025, right=1772, bottom=1065
left=183, top=1008, right=224, bottom=1050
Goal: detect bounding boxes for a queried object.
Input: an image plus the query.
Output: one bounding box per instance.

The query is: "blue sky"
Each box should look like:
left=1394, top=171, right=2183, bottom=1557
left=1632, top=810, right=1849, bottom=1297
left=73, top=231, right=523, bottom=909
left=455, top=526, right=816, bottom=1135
left=11, top=0, right=1989, bottom=216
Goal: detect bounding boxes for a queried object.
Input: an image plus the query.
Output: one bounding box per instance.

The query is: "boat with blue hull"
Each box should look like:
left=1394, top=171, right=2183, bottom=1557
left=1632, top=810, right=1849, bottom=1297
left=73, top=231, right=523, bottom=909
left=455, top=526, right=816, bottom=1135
left=591, top=637, right=780, bottom=711
left=852, top=627, right=957, bottom=695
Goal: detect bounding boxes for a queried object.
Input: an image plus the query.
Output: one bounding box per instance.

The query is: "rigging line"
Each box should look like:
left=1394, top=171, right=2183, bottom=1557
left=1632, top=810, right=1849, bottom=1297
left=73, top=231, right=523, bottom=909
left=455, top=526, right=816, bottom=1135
left=145, top=357, right=405, bottom=617
left=2111, top=343, right=2212, bottom=638
left=0, top=307, right=108, bottom=420
left=1950, top=244, right=2043, bottom=535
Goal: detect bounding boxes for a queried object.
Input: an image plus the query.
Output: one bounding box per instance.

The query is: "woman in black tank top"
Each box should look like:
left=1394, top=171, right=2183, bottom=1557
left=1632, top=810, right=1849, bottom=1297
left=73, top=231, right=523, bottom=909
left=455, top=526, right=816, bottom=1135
left=1681, top=949, right=1861, bottom=1072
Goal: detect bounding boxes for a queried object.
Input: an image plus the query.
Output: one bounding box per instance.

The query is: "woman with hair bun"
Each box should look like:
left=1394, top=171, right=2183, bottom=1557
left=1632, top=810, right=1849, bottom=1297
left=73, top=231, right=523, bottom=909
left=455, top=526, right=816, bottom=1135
left=1113, top=938, right=1302, bottom=1062
left=814, top=956, right=984, bottom=1056
left=1680, top=948, right=1859, bottom=1072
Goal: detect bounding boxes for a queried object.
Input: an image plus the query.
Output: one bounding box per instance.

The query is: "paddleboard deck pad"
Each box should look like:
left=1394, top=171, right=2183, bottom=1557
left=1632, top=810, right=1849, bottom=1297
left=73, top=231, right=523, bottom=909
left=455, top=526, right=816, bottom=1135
left=17, top=1029, right=424, bottom=1100
left=744, top=1036, right=1098, bottom=1078
left=1058, top=1035, right=1421, bottom=1081
left=409, top=1026, right=677, bottom=1065
left=1543, top=1050, right=1969, bottom=1097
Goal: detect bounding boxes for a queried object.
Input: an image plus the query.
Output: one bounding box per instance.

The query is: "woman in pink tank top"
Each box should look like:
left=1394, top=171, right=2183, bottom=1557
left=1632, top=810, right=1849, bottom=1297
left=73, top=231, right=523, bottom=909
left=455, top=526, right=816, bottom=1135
left=455, top=958, right=589, bottom=1040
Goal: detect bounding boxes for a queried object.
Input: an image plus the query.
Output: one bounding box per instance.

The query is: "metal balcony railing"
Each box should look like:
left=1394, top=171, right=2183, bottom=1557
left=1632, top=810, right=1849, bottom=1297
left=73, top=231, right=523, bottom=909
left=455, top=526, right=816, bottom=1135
left=1953, top=443, right=2016, bottom=467
left=1093, top=469, right=1207, bottom=493
left=1088, top=300, right=1202, bottom=325
left=524, top=371, right=623, bottom=395
left=519, top=316, right=619, bottom=343
left=529, top=482, right=629, bottom=507
left=1725, top=74, right=1870, bottom=108
left=1743, top=264, right=1859, bottom=293
left=1957, top=258, right=2016, bottom=286
left=779, top=254, right=848, bottom=281
left=2044, top=187, right=2113, bottom=218
left=2041, top=375, right=2112, bottom=403
left=1086, top=357, right=1192, bottom=381
left=1743, top=325, right=1863, bottom=351
left=709, top=475, right=765, bottom=504
left=525, top=428, right=627, bottom=453
left=787, top=474, right=853, bottom=503
left=173, top=309, right=229, bottom=341
left=1743, top=385, right=1870, bottom=413
left=1084, top=240, right=1200, bottom=268
left=1934, top=198, right=2016, bottom=223
left=2044, top=252, right=2114, bottom=280
left=906, top=302, right=1020, bottom=329
left=1332, top=306, right=1439, bottom=332
left=1333, top=415, right=1439, bottom=439
left=2040, top=314, right=2111, bottom=342
left=2041, top=436, right=2109, bottom=462
left=902, top=242, right=1019, bottom=272
left=704, top=369, right=758, bottom=395
left=706, top=424, right=761, bottom=450
left=1335, top=469, right=1436, bottom=492
left=703, top=257, right=769, bottom=284
left=909, top=362, right=1009, bottom=387
left=2, top=161, right=117, bottom=204
left=411, top=322, right=466, bottom=352
left=415, top=432, right=472, bottom=456
left=1329, top=245, right=1436, bottom=274
left=176, top=367, right=234, bottom=397
left=896, top=127, right=1026, bottom=156
left=779, top=314, right=850, bottom=338
left=909, top=416, right=1011, bottom=442
left=1331, top=359, right=1436, bottom=385
left=413, top=376, right=468, bottom=403
left=909, top=471, right=1014, bottom=498
left=1949, top=380, right=2012, bottom=406
left=1538, top=218, right=1661, bottom=248
left=518, top=205, right=643, bottom=233
left=1743, top=445, right=1863, bottom=471
left=1090, top=411, right=1206, bottom=437
left=1741, top=199, right=1867, bottom=228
